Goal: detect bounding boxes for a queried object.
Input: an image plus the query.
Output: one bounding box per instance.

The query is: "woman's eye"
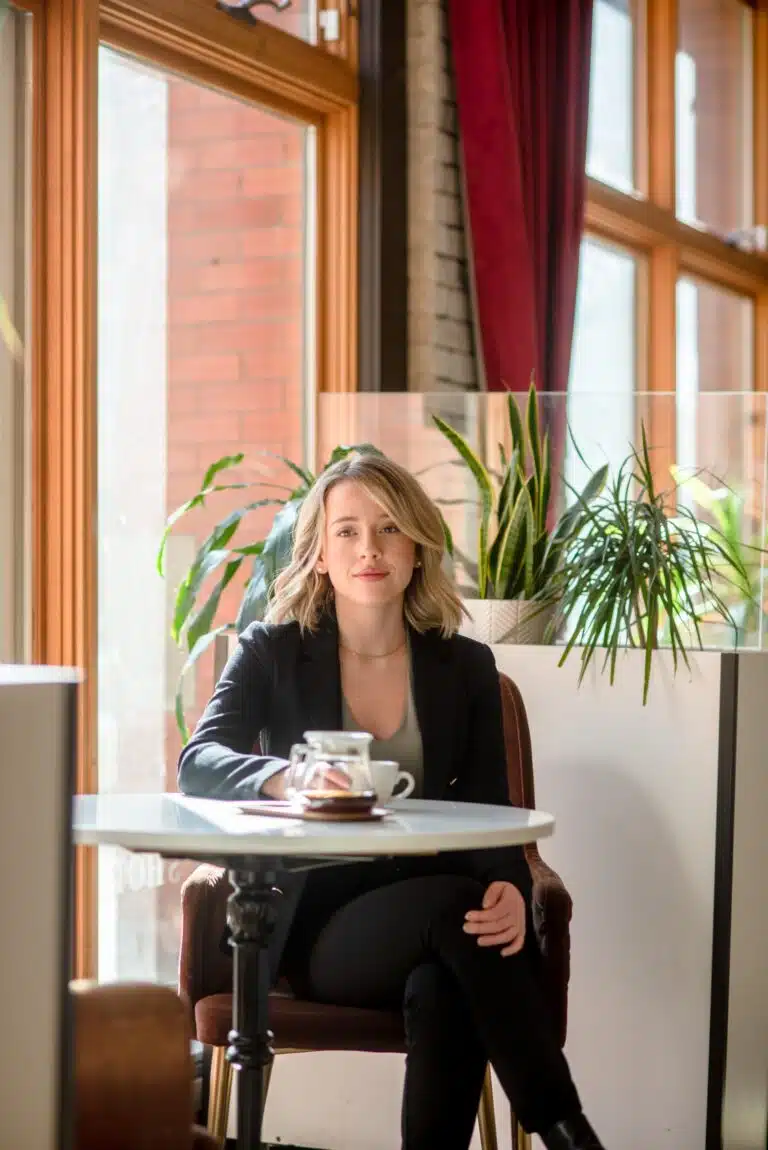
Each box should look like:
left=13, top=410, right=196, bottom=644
left=381, top=524, right=399, bottom=534
left=337, top=528, right=354, bottom=537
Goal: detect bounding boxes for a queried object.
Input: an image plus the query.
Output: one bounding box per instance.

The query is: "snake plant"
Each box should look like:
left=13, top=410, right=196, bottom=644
left=433, top=381, right=608, bottom=602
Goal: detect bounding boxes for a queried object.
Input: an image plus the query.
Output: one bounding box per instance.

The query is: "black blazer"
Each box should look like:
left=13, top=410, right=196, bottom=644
left=178, top=614, right=533, bottom=974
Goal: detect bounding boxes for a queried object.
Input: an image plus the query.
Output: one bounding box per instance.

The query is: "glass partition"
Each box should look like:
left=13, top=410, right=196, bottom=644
left=317, top=390, right=768, bottom=651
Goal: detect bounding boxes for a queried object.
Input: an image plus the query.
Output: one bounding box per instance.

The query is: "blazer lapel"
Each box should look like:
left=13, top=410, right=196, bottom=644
left=296, top=614, right=342, bottom=735
left=409, top=627, right=457, bottom=798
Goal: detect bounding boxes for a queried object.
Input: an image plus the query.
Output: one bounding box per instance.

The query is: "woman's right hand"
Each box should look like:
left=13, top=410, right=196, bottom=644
left=260, top=762, right=352, bottom=800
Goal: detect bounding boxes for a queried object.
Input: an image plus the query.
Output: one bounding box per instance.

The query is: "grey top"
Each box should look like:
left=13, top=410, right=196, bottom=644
left=342, top=658, right=424, bottom=797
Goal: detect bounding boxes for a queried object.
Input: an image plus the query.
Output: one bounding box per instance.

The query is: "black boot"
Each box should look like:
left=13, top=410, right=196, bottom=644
left=541, top=1112, right=605, bottom=1149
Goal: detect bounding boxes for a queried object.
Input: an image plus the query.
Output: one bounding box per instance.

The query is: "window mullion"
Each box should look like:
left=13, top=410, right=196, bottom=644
left=648, top=0, right=677, bottom=211
left=647, top=244, right=678, bottom=483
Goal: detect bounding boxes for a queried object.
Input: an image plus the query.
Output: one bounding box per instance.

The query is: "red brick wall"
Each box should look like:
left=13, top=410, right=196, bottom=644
left=164, top=79, right=307, bottom=776
left=156, top=78, right=310, bottom=980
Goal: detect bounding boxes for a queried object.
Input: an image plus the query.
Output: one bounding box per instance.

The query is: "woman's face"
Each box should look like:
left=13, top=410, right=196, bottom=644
left=317, top=479, right=417, bottom=611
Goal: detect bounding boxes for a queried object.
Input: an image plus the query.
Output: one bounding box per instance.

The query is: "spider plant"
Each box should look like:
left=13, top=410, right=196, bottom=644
left=432, top=380, right=608, bottom=602
left=556, top=428, right=750, bottom=704
left=159, top=443, right=383, bottom=740
left=670, top=469, right=767, bottom=645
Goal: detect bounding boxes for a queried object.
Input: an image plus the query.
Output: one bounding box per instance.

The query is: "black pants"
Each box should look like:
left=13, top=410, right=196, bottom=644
left=282, top=861, right=581, bottom=1149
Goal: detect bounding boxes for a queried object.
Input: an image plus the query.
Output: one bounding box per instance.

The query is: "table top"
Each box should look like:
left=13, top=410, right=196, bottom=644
left=73, top=794, right=554, bottom=859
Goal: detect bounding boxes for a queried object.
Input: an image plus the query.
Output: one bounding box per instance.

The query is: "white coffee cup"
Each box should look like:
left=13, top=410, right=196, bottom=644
left=370, top=760, right=415, bottom=803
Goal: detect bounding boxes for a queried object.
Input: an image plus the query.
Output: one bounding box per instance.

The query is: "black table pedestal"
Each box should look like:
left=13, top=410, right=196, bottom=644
left=226, top=864, right=281, bottom=1150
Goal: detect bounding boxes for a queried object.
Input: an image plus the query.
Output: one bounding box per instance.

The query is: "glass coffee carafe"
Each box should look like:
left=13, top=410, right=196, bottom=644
left=286, top=730, right=376, bottom=811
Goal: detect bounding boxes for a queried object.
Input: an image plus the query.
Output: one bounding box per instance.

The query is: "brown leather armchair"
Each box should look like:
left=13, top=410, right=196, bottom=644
left=72, top=981, right=219, bottom=1150
left=178, top=672, right=572, bottom=1150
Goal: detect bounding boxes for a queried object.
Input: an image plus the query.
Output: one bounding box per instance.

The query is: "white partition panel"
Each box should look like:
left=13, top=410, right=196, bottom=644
left=0, top=667, right=79, bottom=1150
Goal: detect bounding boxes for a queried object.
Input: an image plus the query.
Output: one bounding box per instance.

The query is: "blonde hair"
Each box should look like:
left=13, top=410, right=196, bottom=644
left=266, top=452, right=465, bottom=636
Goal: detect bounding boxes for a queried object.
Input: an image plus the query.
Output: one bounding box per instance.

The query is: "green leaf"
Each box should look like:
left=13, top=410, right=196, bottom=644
left=157, top=480, right=293, bottom=576
left=440, top=514, right=455, bottom=558
left=254, top=450, right=314, bottom=488
left=526, top=380, right=542, bottom=498
left=494, top=487, right=530, bottom=597
left=432, top=416, right=494, bottom=596
left=236, top=558, right=271, bottom=631
left=506, top=392, right=525, bottom=457
left=537, top=432, right=551, bottom=530
left=170, top=498, right=283, bottom=642
left=174, top=625, right=234, bottom=744
left=235, top=496, right=307, bottom=629
left=201, top=453, right=245, bottom=491
left=187, top=557, right=243, bottom=652
left=172, top=548, right=232, bottom=643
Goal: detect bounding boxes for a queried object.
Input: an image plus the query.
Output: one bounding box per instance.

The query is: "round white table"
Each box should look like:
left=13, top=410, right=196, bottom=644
left=73, top=794, right=554, bottom=1150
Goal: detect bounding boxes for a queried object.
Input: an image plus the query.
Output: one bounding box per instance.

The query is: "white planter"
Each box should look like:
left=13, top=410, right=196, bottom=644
left=492, top=645, right=768, bottom=1149
left=460, top=598, right=555, bottom=645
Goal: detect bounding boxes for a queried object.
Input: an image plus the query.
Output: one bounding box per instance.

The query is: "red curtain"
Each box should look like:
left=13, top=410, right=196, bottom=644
left=448, top=0, right=594, bottom=393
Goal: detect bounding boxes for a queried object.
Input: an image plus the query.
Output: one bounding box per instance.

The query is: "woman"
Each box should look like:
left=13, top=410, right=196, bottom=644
left=179, top=452, right=605, bottom=1150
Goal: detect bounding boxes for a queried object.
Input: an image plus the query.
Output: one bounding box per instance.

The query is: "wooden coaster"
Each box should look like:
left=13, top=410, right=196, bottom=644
left=298, top=806, right=389, bottom=822
left=237, top=800, right=389, bottom=822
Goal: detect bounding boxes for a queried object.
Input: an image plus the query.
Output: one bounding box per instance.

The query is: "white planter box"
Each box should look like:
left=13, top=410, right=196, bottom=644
left=492, top=645, right=768, bottom=1150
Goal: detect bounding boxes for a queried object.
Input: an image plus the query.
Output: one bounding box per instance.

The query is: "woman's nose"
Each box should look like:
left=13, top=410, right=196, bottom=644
left=358, top=529, right=381, bottom=556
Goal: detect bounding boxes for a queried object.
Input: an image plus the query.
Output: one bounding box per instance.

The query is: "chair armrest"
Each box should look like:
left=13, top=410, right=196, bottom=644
left=525, top=845, right=572, bottom=1047
left=178, top=864, right=233, bottom=1024
left=71, top=981, right=195, bottom=1150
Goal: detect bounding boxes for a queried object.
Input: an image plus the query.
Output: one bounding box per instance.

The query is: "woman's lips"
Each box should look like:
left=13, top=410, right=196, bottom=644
left=355, top=570, right=388, bottom=581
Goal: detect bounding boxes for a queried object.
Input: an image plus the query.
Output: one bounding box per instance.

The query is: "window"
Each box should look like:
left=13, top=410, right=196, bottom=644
left=582, top=0, right=768, bottom=436
left=676, top=276, right=754, bottom=476
left=30, top=0, right=358, bottom=979
left=568, top=238, right=641, bottom=485
left=96, top=46, right=316, bottom=982
left=677, top=0, right=753, bottom=233
left=587, top=0, right=639, bottom=193
left=0, top=4, right=31, bottom=664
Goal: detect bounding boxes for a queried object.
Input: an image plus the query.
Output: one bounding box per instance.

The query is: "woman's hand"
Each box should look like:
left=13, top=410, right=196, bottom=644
left=260, top=762, right=352, bottom=800
left=462, top=881, right=526, bottom=957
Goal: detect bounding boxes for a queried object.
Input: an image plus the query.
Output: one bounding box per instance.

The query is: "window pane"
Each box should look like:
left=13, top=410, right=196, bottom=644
left=97, top=47, right=314, bottom=982
left=568, top=237, right=639, bottom=482
left=676, top=0, right=753, bottom=233
left=587, top=0, right=636, bottom=192
left=676, top=276, right=753, bottom=476
left=0, top=6, right=31, bottom=663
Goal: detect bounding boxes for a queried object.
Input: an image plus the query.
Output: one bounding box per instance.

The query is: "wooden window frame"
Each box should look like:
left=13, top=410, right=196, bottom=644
left=27, top=0, right=358, bottom=978
left=584, top=0, right=768, bottom=410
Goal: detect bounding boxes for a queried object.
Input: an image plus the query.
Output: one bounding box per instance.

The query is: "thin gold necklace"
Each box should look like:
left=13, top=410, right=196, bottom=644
left=340, top=639, right=407, bottom=659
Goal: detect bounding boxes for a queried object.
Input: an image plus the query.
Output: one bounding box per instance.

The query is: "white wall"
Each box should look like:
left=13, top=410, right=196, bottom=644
left=494, top=645, right=723, bottom=1149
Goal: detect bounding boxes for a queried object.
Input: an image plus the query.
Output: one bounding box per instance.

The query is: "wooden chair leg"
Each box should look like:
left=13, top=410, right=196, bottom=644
left=207, top=1045, right=233, bottom=1146
left=513, top=1115, right=532, bottom=1150
left=477, top=1065, right=499, bottom=1150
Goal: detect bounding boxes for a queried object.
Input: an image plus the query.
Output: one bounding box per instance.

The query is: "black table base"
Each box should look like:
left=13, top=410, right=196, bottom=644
left=226, top=863, right=281, bottom=1150
left=223, top=856, right=370, bottom=1149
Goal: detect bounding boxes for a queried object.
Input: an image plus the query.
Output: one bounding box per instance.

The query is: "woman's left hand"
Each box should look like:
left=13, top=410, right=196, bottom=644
left=463, top=881, right=526, bottom=957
